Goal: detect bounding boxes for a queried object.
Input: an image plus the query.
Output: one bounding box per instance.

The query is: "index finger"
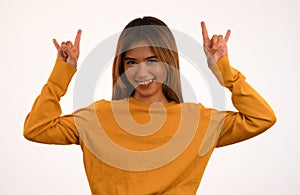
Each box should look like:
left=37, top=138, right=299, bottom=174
left=74, top=29, right=82, bottom=49
left=201, top=21, right=210, bottom=43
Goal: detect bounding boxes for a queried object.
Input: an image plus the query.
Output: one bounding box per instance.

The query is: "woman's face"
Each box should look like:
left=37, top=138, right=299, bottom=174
left=123, top=41, right=168, bottom=104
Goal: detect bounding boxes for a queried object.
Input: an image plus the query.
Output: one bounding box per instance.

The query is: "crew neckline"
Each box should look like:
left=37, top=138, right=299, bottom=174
left=128, top=96, right=178, bottom=108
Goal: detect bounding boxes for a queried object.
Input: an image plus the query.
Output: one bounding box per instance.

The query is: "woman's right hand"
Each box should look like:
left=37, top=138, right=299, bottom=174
left=53, top=30, right=82, bottom=68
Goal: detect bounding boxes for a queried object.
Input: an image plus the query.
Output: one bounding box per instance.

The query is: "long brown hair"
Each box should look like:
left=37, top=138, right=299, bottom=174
left=112, top=16, right=183, bottom=103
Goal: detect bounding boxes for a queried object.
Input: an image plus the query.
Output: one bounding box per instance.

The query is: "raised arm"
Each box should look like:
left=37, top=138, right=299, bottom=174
left=24, top=30, right=82, bottom=144
left=200, top=22, right=276, bottom=147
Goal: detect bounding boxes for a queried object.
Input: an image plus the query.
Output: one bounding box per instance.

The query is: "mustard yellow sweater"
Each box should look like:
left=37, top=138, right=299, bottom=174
left=24, top=55, right=276, bottom=195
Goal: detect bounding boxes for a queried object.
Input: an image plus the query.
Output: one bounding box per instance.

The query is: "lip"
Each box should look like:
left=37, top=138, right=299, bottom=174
left=135, top=78, right=156, bottom=85
left=138, top=82, right=154, bottom=89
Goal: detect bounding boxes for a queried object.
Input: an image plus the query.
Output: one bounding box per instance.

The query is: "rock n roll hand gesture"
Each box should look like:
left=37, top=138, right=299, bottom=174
left=51, top=23, right=228, bottom=68
left=201, top=22, right=231, bottom=66
left=53, top=30, right=82, bottom=68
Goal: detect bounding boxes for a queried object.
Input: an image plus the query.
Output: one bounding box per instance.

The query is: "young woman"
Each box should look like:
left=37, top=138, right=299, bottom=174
left=24, top=16, right=276, bottom=194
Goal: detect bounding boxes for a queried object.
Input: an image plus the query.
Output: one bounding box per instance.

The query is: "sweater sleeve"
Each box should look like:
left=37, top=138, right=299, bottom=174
left=208, top=54, right=276, bottom=147
left=23, top=59, right=79, bottom=144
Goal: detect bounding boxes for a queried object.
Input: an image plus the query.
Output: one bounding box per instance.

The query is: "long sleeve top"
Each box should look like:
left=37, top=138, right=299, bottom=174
left=24, top=54, right=276, bottom=195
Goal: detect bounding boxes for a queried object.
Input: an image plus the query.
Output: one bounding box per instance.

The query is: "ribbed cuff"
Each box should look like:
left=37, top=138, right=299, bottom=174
left=209, top=54, right=244, bottom=89
left=48, top=59, right=77, bottom=94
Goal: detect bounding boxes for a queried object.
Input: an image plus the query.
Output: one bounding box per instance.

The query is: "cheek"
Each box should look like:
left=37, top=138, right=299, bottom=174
left=154, top=64, right=168, bottom=82
left=124, top=68, right=136, bottom=83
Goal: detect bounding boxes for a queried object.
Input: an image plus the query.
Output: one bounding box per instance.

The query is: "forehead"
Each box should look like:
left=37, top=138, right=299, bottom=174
left=125, top=41, right=155, bottom=58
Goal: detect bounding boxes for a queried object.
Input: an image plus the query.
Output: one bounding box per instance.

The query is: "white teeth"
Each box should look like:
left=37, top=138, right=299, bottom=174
left=137, top=79, right=155, bottom=85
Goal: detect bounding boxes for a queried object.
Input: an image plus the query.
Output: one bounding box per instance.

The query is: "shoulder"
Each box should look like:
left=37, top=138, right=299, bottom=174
left=73, top=99, right=113, bottom=115
left=187, top=103, right=225, bottom=123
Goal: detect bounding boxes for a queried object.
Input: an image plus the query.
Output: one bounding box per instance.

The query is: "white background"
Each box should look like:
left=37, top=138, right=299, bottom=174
left=1, top=0, right=300, bottom=194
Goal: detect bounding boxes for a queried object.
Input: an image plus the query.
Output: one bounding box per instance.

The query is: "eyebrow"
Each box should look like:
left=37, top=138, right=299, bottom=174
left=124, top=55, right=157, bottom=61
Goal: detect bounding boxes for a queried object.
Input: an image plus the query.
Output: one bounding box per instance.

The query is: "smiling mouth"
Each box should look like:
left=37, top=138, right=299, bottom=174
left=135, top=78, right=156, bottom=86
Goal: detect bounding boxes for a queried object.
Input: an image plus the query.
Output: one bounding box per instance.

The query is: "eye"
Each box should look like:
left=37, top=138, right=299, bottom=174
left=125, top=60, right=137, bottom=67
left=127, top=60, right=136, bottom=64
left=147, top=59, right=157, bottom=64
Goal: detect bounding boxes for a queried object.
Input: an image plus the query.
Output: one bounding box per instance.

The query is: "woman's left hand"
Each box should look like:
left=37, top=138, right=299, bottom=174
left=201, top=21, right=231, bottom=66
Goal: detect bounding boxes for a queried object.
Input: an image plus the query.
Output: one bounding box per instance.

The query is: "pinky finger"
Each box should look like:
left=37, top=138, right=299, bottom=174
left=224, top=29, right=231, bottom=43
left=53, top=39, right=60, bottom=50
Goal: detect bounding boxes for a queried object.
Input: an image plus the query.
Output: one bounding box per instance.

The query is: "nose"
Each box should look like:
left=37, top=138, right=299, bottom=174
left=135, top=62, right=150, bottom=79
